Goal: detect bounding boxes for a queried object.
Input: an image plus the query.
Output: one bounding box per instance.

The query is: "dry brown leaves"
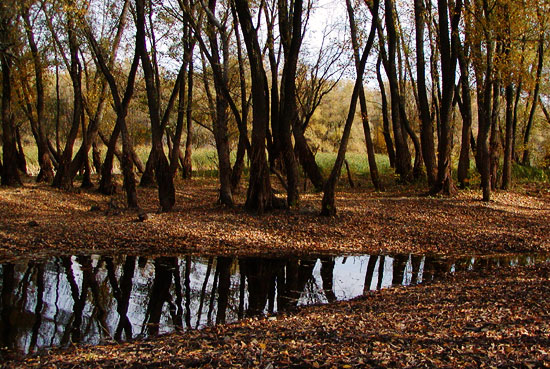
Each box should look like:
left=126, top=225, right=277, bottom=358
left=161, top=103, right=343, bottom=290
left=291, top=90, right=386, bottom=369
left=0, top=178, right=549, bottom=263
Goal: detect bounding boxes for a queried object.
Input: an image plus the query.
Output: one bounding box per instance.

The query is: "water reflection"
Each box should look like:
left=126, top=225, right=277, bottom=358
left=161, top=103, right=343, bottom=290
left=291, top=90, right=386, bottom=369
left=0, top=253, right=547, bottom=356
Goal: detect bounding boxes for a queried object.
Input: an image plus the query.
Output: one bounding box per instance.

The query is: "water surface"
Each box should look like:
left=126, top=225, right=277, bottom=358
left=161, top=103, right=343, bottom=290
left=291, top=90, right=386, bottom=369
left=0, top=252, right=547, bottom=356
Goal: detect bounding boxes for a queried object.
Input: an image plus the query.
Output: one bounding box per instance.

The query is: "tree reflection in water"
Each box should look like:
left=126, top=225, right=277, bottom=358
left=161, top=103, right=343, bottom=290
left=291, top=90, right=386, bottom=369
left=0, top=253, right=546, bottom=356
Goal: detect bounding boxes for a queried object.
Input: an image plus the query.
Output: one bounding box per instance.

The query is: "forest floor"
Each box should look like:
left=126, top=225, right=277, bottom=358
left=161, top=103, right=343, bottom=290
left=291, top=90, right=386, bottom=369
left=4, top=259, right=550, bottom=368
left=1, top=177, right=550, bottom=367
left=0, top=177, right=549, bottom=263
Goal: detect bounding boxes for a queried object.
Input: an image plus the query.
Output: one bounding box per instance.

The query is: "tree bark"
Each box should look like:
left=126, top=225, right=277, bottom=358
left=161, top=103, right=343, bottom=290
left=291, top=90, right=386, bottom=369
left=414, top=0, right=437, bottom=186
left=276, top=0, right=303, bottom=207
left=521, top=33, right=544, bottom=166
left=52, top=11, right=83, bottom=190
left=457, top=45, right=473, bottom=188
left=321, top=0, right=378, bottom=216
left=376, top=57, right=396, bottom=169
left=21, top=5, right=54, bottom=183
left=182, top=60, right=194, bottom=179
left=0, top=4, right=22, bottom=186
left=205, top=0, right=233, bottom=206
left=346, top=0, right=382, bottom=191
left=87, top=26, right=140, bottom=208
left=430, top=0, right=462, bottom=195
left=135, top=0, right=175, bottom=211
left=471, top=0, right=494, bottom=202
left=376, top=0, right=413, bottom=182
left=234, top=0, right=280, bottom=213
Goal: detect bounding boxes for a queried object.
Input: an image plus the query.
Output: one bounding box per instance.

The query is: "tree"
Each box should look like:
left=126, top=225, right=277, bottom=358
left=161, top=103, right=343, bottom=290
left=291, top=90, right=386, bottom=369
left=0, top=2, right=22, bottom=186
left=86, top=22, right=141, bottom=208
left=521, top=31, right=544, bottom=166
left=456, top=28, right=474, bottom=189
left=469, top=0, right=495, bottom=201
left=135, top=0, right=176, bottom=212
left=372, top=0, right=413, bottom=182
left=430, top=0, right=462, bottom=195
left=414, top=0, right=437, bottom=186
left=346, top=0, right=383, bottom=191
left=19, top=1, right=54, bottom=183
left=274, top=0, right=304, bottom=206
left=321, top=0, right=379, bottom=216
left=233, top=0, right=282, bottom=213
left=50, top=0, right=85, bottom=190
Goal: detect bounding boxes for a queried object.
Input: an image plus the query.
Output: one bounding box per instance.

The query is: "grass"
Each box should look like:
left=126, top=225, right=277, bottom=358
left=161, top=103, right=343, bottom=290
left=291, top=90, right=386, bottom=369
left=512, top=163, right=550, bottom=183
left=7, top=143, right=550, bottom=188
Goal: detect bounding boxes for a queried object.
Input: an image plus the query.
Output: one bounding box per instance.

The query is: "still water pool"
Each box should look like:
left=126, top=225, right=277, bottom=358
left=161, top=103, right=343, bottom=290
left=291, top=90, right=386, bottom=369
left=0, top=252, right=547, bottom=355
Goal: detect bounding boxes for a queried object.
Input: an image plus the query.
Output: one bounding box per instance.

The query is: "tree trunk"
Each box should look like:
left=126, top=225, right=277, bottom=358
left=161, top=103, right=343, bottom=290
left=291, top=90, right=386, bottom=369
left=521, top=33, right=544, bottom=166
left=234, top=0, right=279, bottom=213
left=377, top=0, right=413, bottom=182
left=21, top=6, right=54, bottom=183
left=92, top=140, right=102, bottom=174
left=135, top=0, right=175, bottom=211
left=457, top=48, right=473, bottom=188
left=87, top=25, right=140, bottom=207
left=347, top=0, right=382, bottom=191
left=15, top=127, right=27, bottom=175
left=376, top=57, right=396, bottom=169
left=414, top=0, right=437, bottom=186
left=0, top=7, right=22, bottom=186
left=52, top=15, right=83, bottom=190
left=98, top=125, right=121, bottom=194
left=231, top=132, right=247, bottom=192
left=489, top=78, right=501, bottom=191
left=474, top=32, right=494, bottom=202
left=182, top=60, right=194, bottom=179
left=321, top=0, right=378, bottom=216
left=293, top=124, right=324, bottom=191
left=430, top=0, right=462, bottom=196
left=277, top=0, right=303, bottom=207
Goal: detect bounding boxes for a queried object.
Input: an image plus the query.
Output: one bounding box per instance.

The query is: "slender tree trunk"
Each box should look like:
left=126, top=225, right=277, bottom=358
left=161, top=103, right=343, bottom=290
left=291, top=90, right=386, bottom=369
left=431, top=0, right=462, bottom=195
left=265, top=6, right=281, bottom=172
left=98, top=125, right=121, bottom=194
left=521, top=33, right=544, bottom=166
left=92, top=140, right=102, bottom=174
left=135, top=0, right=175, bottom=211
left=205, top=0, right=234, bottom=206
left=182, top=60, right=194, bottom=179
left=376, top=57, right=396, bottom=169
left=15, top=127, right=27, bottom=174
left=347, top=0, right=382, bottom=191
left=79, top=109, right=93, bottom=188
left=87, top=26, right=140, bottom=207
left=21, top=6, right=54, bottom=183
left=52, top=14, right=83, bottom=190
left=414, top=0, right=437, bottom=186
left=376, top=0, right=413, bottom=182
left=231, top=133, right=247, bottom=192
left=489, top=77, right=501, bottom=190
left=502, top=81, right=514, bottom=189
left=293, top=124, right=324, bottom=190
left=457, top=50, right=473, bottom=188
left=473, top=19, right=494, bottom=202
left=321, top=0, right=378, bottom=216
